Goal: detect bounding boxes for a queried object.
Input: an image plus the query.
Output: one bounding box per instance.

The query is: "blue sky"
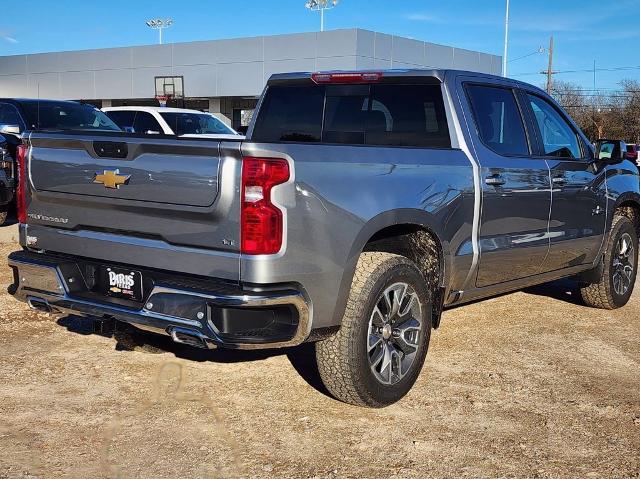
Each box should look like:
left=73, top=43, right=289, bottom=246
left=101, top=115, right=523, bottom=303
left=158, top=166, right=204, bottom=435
left=1, top=0, right=638, bottom=89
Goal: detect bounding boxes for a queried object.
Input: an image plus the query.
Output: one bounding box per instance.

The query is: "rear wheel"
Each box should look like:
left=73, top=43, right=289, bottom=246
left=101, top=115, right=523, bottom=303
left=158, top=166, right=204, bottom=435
left=580, top=215, right=638, bottom=309
left=315, top=252, right=432, bottom=407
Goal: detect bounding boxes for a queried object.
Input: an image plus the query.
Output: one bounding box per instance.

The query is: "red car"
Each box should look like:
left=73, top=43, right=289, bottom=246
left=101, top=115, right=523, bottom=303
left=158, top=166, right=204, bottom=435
left=627, top=143, right=639, bottom=161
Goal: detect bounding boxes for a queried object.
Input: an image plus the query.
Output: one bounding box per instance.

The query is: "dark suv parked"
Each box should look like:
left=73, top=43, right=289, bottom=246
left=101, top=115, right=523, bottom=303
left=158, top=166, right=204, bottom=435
left=0, top=99, right=120, bottom=224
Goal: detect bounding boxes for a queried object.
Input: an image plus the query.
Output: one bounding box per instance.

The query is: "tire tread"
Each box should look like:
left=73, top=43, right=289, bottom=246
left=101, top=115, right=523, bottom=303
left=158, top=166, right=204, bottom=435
left=316, top=252, right=427, bottom=407
left=580, top=214, right=636, bottom=309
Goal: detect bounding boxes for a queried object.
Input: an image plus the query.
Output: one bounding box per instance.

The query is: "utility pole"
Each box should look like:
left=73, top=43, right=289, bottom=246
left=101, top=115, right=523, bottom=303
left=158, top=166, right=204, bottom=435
left=543, top=35, right=554, bottom=94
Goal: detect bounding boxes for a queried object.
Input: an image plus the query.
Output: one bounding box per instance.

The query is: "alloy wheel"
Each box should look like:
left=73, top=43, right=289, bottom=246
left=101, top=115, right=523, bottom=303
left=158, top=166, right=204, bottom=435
left=367, top=282, right=423, bottom=385
left=612, top=232, right=635, bottom=296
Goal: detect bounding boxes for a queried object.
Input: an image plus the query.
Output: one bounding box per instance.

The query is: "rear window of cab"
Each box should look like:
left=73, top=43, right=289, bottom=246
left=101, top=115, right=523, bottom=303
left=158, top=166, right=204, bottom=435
left=251, top=83, right=451, bottom=148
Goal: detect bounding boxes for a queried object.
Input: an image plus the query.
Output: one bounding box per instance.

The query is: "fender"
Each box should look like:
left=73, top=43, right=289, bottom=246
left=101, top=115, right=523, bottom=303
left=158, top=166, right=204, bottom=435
left=606, top=162, right=640, bottom=227
left=330, top=208, right=451, bottom=325
left=612, top=191, right=640, bottom=213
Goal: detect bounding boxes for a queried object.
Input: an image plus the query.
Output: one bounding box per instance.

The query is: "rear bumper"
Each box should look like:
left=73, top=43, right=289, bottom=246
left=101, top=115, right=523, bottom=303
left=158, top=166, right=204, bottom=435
left=8, top=251, right=311, bottom=350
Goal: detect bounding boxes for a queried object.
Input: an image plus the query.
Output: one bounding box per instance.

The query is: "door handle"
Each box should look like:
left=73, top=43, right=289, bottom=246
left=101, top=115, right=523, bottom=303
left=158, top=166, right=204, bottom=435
left=485, top=175, right=506, bottom=186
left=552, top=176, right=566, bottom=186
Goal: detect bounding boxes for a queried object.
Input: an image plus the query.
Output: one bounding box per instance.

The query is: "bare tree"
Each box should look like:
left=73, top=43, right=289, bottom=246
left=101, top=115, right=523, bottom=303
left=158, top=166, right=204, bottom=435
left=549, top=79, right=639, bottom=143
left=619, top=80, right=640, bottom=144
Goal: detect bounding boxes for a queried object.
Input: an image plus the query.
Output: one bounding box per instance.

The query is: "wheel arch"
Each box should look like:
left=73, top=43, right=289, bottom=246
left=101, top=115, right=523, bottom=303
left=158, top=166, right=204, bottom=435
left=331, top=209, right=450, bottom=327
left=613, top=193, right=640, bottom=237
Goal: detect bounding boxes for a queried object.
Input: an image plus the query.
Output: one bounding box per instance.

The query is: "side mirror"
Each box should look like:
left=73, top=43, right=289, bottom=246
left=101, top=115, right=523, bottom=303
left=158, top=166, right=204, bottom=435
left=0, top=124, right=21, bottom=136
left=595, top=139, right=626, bottom=164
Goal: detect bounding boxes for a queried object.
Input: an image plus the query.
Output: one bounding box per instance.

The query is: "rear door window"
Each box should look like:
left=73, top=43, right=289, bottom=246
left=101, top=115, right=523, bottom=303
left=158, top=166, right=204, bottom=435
left=465, top=84, right=530, bottom=156
left=251, top=82, right=451, bottom=148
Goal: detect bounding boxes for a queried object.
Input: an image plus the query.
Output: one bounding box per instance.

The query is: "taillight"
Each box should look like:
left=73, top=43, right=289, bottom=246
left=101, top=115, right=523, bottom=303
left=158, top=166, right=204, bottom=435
left=311, top=71, right=383, bottom=84
left=241, top=157, right=290, bottom=255
left=16, top=144, right=28, bottom=224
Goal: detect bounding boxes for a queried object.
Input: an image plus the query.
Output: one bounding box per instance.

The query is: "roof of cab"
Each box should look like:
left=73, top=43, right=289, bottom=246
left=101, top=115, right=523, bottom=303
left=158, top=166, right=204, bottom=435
left=266, top=69, right=541, bottom=92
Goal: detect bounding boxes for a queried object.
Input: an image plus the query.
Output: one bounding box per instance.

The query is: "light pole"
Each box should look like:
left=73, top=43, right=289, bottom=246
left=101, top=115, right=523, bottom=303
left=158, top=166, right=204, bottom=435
left=305, top=0, right=339, bottom=32
left=146, top=18, right=174, bottom=45
left=502, top=0, right=510, bottom=77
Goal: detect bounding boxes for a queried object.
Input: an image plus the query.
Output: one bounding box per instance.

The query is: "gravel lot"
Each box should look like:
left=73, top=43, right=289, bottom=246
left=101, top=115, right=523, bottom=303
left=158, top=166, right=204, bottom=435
left=0, top=233, right=638, bottom=479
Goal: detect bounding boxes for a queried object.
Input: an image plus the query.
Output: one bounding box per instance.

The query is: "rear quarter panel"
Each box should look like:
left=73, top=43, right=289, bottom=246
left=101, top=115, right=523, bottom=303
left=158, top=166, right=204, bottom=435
left=240, top=142, right=475, bottom=328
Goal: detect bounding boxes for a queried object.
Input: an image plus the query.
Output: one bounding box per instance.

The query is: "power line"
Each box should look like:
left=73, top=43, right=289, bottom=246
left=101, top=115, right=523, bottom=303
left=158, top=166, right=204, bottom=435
left=508, top=47, right=545, bottom=63
left=551, top=93, right=639, bottom=98
left=512, top=64, right=640, bottom=77
left=552, top=88, right=640, bottom=92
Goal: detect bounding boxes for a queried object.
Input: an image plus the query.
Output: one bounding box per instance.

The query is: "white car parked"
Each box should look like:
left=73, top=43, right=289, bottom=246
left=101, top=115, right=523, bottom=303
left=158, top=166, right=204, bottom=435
left=102, top=106, right=242, bottom=140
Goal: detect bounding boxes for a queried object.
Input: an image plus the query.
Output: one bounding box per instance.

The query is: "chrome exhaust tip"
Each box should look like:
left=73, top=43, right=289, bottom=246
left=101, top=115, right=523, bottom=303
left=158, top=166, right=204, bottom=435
left=169, top=327, right=216, bottom=350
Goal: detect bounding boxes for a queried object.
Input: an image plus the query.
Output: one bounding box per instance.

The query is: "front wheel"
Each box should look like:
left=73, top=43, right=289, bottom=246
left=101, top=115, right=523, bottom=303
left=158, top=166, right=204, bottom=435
left=580, top=215, right=638, bottom=309
left=315, top=252, right=432, bottom=407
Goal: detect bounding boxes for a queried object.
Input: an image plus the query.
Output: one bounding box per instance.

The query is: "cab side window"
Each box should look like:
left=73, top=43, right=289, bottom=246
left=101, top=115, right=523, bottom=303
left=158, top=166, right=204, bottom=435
left=466, top=85, right=529, bottom=156
left=527, top=94, right=581, bottom=159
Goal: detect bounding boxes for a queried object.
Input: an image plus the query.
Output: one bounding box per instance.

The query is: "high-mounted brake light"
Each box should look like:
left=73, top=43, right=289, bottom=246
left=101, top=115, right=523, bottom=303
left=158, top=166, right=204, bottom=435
left=16, top=144, right=28, bottom=224
left=241, top=157, right=290, bottom=255
left=311, top=72, right=383, bottom=84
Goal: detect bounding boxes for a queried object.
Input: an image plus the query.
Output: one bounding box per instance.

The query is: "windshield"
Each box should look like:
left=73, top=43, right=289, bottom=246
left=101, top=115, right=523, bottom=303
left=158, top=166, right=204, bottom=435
left=160, top=112, right=236, bottom=136
left=21, top=101, right=121, bottom=132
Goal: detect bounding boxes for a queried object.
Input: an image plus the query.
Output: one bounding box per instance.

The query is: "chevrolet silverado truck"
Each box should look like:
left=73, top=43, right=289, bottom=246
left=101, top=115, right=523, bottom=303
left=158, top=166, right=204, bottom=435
left=8, top=70, right=640, bottom=407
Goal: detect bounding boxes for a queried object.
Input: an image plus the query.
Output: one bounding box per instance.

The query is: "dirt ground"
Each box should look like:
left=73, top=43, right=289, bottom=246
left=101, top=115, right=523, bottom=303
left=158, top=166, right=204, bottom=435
left=0, top=239, right=638, bottom=479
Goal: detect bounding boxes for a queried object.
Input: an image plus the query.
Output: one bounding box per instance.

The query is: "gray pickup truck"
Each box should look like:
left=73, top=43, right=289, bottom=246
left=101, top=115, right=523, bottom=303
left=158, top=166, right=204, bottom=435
left=8, top=70, right=640, bottom=407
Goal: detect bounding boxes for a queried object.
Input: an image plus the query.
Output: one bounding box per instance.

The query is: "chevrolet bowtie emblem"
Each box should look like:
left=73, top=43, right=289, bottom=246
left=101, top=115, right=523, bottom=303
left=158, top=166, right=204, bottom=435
left=93, top=169, right=131, bottom=189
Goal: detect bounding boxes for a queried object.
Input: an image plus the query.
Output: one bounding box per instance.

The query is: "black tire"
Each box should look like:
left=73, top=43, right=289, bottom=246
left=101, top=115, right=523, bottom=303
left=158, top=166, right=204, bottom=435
left=580, top=215, right=638, bottom=309
left=315, top=252, right=433, bottom=407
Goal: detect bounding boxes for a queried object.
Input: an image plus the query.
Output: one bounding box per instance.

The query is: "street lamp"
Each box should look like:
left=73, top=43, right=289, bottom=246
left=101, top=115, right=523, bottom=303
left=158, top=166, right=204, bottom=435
left=305, top=0, right=339, bottom=32
left=502, top=0, right=510, bottom=77
left=146, top=18, right=174, bottom=45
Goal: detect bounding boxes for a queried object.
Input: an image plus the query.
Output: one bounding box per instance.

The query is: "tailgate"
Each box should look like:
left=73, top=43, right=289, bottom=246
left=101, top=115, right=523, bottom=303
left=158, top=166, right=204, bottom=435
left=24, top=133, right=242, bottom=280
left=31, top=135, right=221, bottom=206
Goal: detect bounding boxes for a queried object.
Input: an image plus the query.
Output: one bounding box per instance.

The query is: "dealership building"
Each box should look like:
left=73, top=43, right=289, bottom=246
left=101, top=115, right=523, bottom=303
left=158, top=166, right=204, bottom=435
left=0, top=29, right=501, bottom=130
